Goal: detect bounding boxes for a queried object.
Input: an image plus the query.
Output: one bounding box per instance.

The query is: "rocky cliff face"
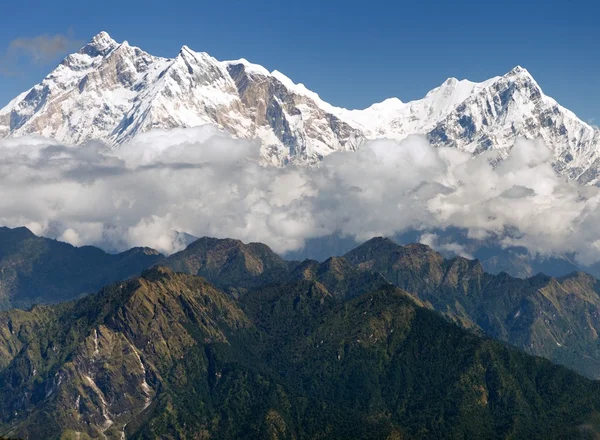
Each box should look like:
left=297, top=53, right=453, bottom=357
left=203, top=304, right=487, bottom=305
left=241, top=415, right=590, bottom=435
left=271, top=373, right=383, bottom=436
left=2, top=32, right=599, bottom=179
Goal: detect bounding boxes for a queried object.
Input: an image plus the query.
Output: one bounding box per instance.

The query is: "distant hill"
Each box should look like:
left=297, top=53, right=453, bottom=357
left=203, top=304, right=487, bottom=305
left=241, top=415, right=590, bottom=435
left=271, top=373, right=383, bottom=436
left=344, top=237, right=600, bottom=378
left=0, top=226, right=164, bottom=309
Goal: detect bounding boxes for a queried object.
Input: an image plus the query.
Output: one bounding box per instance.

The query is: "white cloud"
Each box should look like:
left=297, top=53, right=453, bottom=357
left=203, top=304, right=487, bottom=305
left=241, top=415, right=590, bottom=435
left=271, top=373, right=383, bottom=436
left=418, top=233, right=474, bottom=259
left=1, top=125, right=600, bottom=265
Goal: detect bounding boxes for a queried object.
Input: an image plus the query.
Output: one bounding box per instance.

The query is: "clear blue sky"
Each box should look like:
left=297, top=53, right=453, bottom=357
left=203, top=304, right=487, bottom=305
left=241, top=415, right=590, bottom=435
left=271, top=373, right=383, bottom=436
left=1, top=0, right=598, bottom=123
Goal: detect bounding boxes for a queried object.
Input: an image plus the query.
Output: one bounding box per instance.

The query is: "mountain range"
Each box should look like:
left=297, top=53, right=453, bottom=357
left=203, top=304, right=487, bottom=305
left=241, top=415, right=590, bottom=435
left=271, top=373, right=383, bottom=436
left=344, top=237, right=600, bottom=379
left=163, top=236, right=600, bottom=380
left=1, top=32, right=600, bottom=182
left=1, top=262, right=600, bottom=439
left=2, top=225, right=600, bottom=382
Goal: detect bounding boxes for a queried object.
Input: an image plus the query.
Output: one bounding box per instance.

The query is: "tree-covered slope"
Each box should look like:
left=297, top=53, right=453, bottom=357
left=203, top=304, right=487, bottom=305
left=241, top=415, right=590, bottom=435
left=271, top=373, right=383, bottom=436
left=5, top=227, right=600, bottom=386
left=345, top=237, right=600, bottom=379
left=0, top=266, right=599, bottom=439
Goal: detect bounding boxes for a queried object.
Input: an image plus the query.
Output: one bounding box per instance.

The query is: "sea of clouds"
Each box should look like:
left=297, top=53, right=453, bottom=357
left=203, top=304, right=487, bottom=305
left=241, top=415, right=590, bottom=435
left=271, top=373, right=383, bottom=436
left=2, top=125, right=600, bottom=265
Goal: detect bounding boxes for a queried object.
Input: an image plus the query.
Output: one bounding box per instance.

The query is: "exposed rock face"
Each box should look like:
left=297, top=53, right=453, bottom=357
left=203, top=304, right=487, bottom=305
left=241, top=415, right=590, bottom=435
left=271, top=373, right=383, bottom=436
left=225, top=62, right=363, bottom=163
left=2, top=32, right=599, bottom=180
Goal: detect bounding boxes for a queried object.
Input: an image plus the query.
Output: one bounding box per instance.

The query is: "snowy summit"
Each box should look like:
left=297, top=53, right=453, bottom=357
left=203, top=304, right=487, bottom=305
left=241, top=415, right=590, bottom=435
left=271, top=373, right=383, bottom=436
left=1, top=32, right=599, bottom=181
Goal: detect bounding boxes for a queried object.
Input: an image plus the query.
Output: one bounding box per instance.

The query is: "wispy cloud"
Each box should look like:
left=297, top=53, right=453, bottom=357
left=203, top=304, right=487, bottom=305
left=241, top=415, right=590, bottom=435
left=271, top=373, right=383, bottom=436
left=0, top=31, right=83, bottom=75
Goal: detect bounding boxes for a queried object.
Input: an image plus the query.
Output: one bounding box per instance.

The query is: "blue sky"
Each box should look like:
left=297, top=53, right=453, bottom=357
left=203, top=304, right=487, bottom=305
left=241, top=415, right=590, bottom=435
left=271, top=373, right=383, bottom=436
left=1, top=0, right=599, bottom=123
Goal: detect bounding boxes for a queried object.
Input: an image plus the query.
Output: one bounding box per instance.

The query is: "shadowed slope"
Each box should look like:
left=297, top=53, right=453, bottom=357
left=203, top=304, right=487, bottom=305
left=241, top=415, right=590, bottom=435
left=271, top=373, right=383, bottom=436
left=345, top=237, right=600, bottom=378
left=0, top=226, right=164, bottom=310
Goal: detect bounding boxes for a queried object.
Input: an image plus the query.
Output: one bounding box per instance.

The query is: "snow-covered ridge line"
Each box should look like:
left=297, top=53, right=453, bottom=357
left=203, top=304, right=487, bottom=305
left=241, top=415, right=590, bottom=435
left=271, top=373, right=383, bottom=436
left=1, top=31, right=599, bottom=182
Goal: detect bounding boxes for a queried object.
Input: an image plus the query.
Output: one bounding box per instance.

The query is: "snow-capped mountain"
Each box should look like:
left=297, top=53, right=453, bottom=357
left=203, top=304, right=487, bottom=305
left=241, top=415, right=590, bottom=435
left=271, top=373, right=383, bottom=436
left=1, top=32, right=599, bottom=179
left=427, top=66, right=600, bottom=183
left=0, top=32, right=363, bottom=165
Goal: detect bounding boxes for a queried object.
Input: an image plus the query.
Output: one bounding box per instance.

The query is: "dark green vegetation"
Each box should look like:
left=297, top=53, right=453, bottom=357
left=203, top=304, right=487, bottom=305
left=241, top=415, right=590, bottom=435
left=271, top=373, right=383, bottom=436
left=344, top=237, right=600, bottom=379
left=4, top=225, right=600, bottom=381
left=4, top=230, right=600, bottom=438
left=0, top=259, right=600, bottom=439
left=0, top=227, right=164, bottom=310
left=0, top=228, right=290, bottom=310
left=161, top=235, right=600, bottom=380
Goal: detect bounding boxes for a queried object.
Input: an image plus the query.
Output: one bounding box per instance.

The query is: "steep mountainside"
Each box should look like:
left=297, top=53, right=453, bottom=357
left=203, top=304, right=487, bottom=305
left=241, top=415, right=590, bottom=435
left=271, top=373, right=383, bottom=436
left=344, top=237, right=600, bottom=378
left=0, top=267, right=600, bottom=439
left=2, top=32, right=599, bottom=179
left=0, top=226, right=164, bottom=310
left=427, top=66, right=600, bottom=183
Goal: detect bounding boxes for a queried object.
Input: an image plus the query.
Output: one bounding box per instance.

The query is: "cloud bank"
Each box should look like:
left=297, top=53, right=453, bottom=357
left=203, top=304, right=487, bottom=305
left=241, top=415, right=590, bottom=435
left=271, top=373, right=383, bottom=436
left=1, top=126, right=600, bottom=265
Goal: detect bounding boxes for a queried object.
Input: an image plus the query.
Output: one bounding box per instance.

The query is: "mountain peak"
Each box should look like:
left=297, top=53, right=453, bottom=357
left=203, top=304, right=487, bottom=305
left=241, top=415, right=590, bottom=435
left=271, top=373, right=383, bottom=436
left=442, top=77, right=460, bottom=86
left=500, top=65, right=544, bottom=94
left=90, top=31, right=116, bottom=47
left=368, top=97, right=404, bottom=110
left=176, top=45, right=216, bottom=65
left=505, top=65, right=534, bottom=79
left=343, top=237, right=400, bottom=259
left=225, top=58, right=271, bottom=76
left=81, top=31, right=118, bottom=57
left=369, top=236, right=395, bottom=243
left=141, top=265, right=177, bottom=281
